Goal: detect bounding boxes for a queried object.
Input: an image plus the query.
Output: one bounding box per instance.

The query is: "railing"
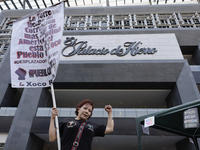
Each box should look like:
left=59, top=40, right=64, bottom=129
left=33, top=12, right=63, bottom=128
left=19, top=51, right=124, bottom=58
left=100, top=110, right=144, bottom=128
left=0, top=107, right=166, bottom=118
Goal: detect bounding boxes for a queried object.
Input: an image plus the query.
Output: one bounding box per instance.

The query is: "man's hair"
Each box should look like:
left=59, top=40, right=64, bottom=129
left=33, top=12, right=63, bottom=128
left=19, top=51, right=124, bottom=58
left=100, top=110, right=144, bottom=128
left=75, top=99, right=94, bottom=119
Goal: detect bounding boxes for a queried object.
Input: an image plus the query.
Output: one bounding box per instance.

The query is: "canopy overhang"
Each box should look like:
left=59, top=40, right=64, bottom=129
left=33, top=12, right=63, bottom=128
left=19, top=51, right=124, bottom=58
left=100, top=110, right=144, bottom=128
left=135, top=99, right=200, bottom=150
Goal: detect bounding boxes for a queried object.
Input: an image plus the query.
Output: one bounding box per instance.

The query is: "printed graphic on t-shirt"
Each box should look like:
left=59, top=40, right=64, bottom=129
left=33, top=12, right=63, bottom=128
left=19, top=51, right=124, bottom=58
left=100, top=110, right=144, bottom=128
left=67, top=121, right=76, bottom=128
left=87, top=124, right=94, bottom=132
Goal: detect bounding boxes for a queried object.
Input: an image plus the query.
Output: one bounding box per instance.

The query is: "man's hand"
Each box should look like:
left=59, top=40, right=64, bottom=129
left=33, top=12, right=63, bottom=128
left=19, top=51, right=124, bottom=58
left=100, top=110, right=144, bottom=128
left=105, top=105, right=112, bottom=113
left=51, top=107, right=58, bottom=119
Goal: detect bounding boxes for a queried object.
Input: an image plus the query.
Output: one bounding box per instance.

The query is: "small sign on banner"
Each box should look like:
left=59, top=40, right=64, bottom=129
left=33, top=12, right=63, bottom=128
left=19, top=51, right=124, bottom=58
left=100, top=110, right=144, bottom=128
left=144, top=116, right=155, bottom=128
left=184, top=108, right=199, bottom=129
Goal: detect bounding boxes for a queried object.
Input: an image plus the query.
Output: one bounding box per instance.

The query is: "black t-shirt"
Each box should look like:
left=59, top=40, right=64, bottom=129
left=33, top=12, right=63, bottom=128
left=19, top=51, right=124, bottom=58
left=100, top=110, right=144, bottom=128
left=59, top=118, right=106, bottom=150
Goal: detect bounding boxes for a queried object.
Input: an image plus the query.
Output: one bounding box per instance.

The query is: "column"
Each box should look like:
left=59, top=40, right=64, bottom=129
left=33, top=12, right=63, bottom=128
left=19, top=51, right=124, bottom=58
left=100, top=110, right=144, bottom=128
left=193, top=45, right=200, bottom=65
left=3, top=88, right=47, bottom=150
left=0, top=46, right=14, bottom=107
left=166, top=60, right=200, bottom=107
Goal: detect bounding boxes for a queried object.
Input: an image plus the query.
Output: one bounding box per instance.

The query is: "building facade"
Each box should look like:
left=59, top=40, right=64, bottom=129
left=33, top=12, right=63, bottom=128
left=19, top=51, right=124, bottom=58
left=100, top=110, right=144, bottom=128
left=0, top=3, right=200, bottom=150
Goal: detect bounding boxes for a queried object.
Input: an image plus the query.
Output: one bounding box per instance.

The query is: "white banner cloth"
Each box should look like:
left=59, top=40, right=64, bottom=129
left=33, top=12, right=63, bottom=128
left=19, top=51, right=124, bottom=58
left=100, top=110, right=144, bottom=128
left=10, top=2, right=64, bottom=88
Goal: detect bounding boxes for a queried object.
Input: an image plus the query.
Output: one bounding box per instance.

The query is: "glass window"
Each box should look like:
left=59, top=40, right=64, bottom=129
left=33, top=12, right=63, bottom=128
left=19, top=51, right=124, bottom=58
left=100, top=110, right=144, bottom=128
left=65, top=16, right=70, bottom=23
left=93, top=108, right=104, bottom=117
left=3, top=45, right=9, bottom=51
left=59, top=108, right=71, bottom=117
left=124, top=20, right=130, bottom=26
left=92, top=21, right=99, bottom=26
left=70, top=22, right=77, bottom=27
left=114, top=109, right=125, bottom=117
left=134, top=26, right=145, bottom=29
left=0, top=143, right=5, bottom=149
left=136, top=109, right=148, bottom=117
left=67, top=28, right=76, bottom=30
left=110, top=27, right=122, bottom=29
left=36, top=108, right=51, bottom=116
left=0, top=108, right=6, bottom=116
left=101, top=21, right=107, bottom=27
left=157, top=26, right=169, bottom=28
left=147, top=20, right=153, bottom=25
left=170, top=19, right=176, bottom=25
left=160, top=19, right=168, bottom=24
left=147, top=109, right=160, bottom=114
left=125, top=109, right=137, bottom=117
left=183, top=19, right=192, bottom=24
left=79, top=22, right=85, bottom=27
left=5, top=108, right=17, bottom=116
left=181, top=25, right=192, bottom=28
left=114, top=21, right=121, bottom=26
left=172, top=26, right=178, bottom=28
left=137, top=20, right=144, bottom=25
left=70, top=108, right=76, bottom=117
left=88, top=27, right=99, bottom=30
left=193, top=19, right=200, bottom=24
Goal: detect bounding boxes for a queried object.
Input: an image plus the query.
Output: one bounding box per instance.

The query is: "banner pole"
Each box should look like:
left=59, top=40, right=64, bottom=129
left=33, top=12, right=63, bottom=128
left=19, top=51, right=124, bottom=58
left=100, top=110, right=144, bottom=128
left=51, top=84, right=61, bottom=150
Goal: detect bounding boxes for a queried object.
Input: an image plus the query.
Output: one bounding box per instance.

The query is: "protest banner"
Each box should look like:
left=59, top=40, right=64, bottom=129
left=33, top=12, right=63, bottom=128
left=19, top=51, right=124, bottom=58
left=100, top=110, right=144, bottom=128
left=10, top=2, right=64, bottom=88
left=10, top=2, right=65, bottom=150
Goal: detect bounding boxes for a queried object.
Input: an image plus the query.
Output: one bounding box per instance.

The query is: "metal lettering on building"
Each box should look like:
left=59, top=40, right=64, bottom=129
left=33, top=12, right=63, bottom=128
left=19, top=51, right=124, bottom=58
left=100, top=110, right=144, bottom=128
left=61, top=37, right=157, bottom=57
left=60, top=34, right=184, bottom=61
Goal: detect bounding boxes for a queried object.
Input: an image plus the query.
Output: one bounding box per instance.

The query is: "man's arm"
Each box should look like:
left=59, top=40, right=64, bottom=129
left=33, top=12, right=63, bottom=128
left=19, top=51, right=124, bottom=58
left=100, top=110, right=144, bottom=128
left=104, top=105, right=114, bottom=134
left=49, top=107, right=58, bottom=142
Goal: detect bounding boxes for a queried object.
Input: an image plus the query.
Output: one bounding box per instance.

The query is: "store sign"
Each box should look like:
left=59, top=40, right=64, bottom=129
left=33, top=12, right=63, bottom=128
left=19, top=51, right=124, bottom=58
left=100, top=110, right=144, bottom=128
left=184, top=108, right=199, bottom=129
left=62, top=37, right=157, bottom=57
left=60, top=34, right=183, bottom=61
